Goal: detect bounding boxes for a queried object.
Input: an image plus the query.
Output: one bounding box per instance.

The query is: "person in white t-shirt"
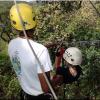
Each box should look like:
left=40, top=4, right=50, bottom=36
left=8, top=3, right=54, bottom=100
left=8, top=3, right=83, bottom=100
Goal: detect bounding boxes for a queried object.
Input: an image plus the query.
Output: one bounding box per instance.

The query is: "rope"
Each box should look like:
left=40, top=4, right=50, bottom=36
left=44, top=40, right=100, bottom=49
left=89, top=0, right=100, bottom=17
left=13, top=0, right=57, bottom=99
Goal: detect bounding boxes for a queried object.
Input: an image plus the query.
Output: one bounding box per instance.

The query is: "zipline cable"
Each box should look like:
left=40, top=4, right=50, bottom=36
left=13, top=0, right=57, bottom=99
left=89, top=0, right=100, bottom=17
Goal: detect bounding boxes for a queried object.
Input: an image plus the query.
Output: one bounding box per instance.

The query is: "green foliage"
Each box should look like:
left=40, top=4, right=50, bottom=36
left=0, top=1, right=100, bottom=100
left=6, top=77, right=20, bottom=100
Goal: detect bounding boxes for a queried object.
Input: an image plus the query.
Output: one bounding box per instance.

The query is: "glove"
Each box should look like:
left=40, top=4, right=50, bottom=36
left=55, top=47, right=65, bottom=57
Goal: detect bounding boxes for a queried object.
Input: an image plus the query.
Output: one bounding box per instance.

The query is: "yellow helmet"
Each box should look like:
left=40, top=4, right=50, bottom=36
left=10, top=3, right=37, bottom=30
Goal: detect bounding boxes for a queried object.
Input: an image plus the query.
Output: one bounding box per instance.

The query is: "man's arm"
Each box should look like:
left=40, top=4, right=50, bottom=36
left=37, top=47, right=64, bottom=93
left=38, top=71, right=64, bottom=93
left=38, top=71, right=50, bottom=93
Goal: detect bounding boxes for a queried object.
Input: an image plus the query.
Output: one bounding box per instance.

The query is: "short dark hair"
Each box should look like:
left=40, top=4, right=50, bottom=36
left=19, top=29, right=35, bottom=37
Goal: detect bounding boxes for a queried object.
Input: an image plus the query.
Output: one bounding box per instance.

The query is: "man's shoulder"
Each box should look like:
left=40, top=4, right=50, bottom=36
left=31, top=40, right=47, bottom=51
left=9, top=37, right=20, bottom=45
left=8, top=38, right=17, bottom=47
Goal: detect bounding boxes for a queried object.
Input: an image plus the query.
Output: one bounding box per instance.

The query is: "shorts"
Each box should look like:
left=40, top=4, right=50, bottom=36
left=20, top=89, right=54, bottom=100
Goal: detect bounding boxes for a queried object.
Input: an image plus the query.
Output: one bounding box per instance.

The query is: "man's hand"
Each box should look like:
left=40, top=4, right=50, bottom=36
left=52, top=75, right=63, bottom=86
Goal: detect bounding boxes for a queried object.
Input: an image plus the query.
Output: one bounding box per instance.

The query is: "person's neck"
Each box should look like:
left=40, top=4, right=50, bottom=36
left=19, top=36, right=33, bottom=40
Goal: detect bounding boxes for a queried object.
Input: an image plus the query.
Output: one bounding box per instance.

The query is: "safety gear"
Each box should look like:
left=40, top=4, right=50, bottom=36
left=63, top=47, right=82, bottom=65
left=10, top=3, right=37, bottom=30
left=55, top=47, right=65, bottom=68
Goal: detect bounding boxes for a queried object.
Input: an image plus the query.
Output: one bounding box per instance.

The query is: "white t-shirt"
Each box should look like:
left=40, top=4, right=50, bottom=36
left=8, top=37, right=53, bottom=96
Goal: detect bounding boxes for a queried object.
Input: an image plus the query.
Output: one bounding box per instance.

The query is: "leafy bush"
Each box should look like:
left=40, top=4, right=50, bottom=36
left=0, top=1, right=100, bottom=100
